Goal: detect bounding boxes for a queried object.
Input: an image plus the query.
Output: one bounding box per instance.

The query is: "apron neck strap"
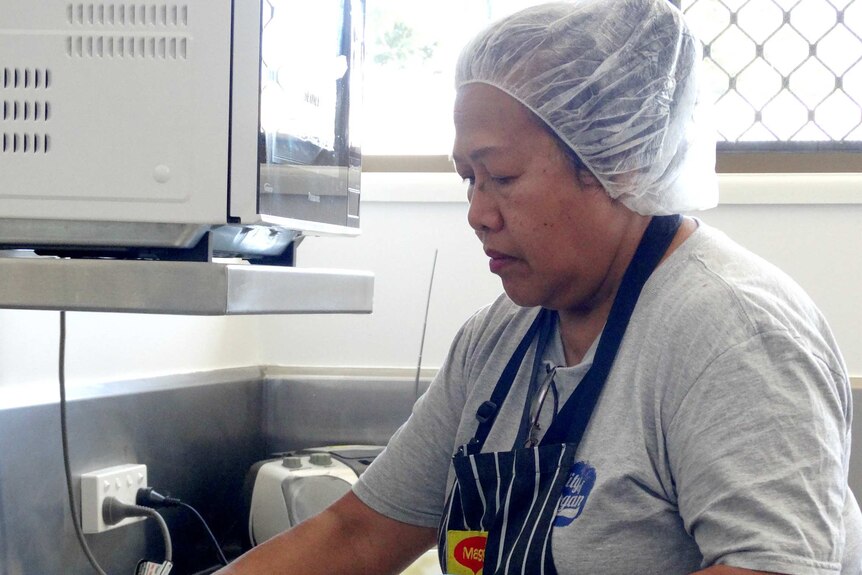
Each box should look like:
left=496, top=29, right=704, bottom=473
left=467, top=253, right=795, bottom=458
left=466, top=214, right=682, bottom=454
left=541, top=213, right=682, bottom=446
left=468, top=307, right=553, bottom=451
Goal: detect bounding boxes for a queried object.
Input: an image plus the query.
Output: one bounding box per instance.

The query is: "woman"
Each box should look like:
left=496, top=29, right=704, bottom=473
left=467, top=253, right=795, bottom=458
left=218, top=1, right=861, bottom=573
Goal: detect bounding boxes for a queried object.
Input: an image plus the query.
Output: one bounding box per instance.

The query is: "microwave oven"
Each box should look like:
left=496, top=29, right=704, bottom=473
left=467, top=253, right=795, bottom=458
left=0, top=0, right=364, bottom=264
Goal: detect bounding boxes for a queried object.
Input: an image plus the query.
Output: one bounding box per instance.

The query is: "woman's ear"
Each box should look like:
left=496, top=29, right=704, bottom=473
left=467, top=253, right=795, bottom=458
left=547, top=129, right=604, bottom=194
left=575, top=169, right=603, bottom=193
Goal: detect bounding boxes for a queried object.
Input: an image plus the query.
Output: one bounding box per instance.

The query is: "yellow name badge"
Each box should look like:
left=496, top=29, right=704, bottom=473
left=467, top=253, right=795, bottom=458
left=446, top=529, right=488, bottom=575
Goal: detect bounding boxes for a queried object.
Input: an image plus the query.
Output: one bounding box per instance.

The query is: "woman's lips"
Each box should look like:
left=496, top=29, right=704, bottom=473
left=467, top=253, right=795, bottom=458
left=485, top=249, right=516, bottom=274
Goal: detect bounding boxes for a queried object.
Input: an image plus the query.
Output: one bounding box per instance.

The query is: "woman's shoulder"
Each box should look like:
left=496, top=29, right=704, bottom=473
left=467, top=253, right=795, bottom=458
left=639, top=222, right=844, bottom=375
left=649, top=223, right=824, bottom=331
left=455, top=294, right=542, bottom=365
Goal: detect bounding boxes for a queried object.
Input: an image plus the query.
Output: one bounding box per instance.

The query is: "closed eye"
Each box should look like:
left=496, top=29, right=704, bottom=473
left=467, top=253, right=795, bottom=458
left=465, top=175, right=515, bottom=187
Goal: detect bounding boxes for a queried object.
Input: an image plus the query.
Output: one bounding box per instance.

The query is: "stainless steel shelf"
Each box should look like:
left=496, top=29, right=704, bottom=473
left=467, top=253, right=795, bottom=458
left=0, top=258, right=374, bottom=315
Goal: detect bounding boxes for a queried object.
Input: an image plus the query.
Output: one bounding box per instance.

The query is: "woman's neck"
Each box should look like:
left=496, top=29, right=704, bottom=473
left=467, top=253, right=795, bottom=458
left=557, top=304, right=611, bottom=366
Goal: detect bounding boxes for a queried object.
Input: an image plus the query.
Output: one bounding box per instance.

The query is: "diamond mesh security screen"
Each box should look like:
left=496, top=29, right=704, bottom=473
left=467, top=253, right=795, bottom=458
left=680, top=0, right=862, bottom=147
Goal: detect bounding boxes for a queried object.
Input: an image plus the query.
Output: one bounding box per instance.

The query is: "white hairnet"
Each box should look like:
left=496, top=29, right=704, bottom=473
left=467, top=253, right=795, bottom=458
left=455, top=0, right=718, bottom=215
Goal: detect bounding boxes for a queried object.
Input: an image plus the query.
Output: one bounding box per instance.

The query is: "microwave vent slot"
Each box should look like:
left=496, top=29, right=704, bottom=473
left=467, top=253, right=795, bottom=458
left=64, top=3, right=190, bottom=59
left=65, top=35, right=188, bottom=59
left=2, top=101, right=51, bottom=122
left=1, top=66, right=53, bottom=154
left=66, top=3, right=189, bottom=27
left=2, top=68, right=52, bottom=90
left=1, top=133, right=51, bottom=154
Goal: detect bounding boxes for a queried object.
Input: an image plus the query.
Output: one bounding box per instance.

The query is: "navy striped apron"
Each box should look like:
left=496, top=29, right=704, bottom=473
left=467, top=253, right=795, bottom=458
left=437, top=214, right=682, bottom=575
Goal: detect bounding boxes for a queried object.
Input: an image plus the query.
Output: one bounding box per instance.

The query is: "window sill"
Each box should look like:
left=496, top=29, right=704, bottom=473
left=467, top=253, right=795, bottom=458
left=360, top=172, right=862, bottom=205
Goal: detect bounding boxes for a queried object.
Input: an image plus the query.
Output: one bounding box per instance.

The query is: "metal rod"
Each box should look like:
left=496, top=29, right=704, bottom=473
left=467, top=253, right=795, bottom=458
left=414, top=249, right=439, bottom=401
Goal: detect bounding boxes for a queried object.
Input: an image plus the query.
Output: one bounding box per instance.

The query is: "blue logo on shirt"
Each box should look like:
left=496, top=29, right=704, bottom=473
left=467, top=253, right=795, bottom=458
left=553, top=461, right=596, bottom=527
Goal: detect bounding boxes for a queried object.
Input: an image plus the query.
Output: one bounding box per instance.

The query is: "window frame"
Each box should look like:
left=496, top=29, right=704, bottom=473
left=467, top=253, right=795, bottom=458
left=362, top=152, right=862, bottom=173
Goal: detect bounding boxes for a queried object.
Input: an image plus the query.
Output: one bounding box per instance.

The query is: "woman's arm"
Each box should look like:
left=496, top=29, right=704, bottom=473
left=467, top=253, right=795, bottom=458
left=215, top=491, right=437, bottom=575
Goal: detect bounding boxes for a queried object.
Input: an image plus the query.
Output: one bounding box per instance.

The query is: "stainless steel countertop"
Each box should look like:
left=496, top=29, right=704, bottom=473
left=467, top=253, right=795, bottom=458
left=0, top=257, right=374, bottom=315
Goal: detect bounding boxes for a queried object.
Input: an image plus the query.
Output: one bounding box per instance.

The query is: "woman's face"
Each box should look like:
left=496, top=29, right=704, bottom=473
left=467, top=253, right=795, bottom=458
left=452, top=83, right=642, bottom=313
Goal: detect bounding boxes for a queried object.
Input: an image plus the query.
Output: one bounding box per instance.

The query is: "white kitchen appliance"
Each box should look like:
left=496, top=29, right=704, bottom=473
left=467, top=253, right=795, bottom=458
left=247, top=446, right=441, bottom=574
left=248, top=447, right=373, bottom=545
left=0, top=0, right=364, bottom=263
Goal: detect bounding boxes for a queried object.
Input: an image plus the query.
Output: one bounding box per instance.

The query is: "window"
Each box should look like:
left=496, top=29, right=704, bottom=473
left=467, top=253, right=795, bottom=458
left=680, top=0, right=862, bottom=171
left=363, top=0, right=862, bottom=173
left=363, top=0, right=543, bottom=157
left=682, top=0, right=861, bottom=146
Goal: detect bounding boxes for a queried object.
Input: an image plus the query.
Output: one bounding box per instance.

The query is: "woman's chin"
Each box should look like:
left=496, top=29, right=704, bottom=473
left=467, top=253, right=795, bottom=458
left=501, top=285, right=544, bottom=309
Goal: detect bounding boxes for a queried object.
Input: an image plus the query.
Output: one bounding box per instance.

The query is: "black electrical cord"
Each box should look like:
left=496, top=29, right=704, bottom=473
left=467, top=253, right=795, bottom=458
left=59, top=310, right=110, bottom=575
left=179, top=502, right=229, bottom=566
left=137, top=488, right=229, bottom=566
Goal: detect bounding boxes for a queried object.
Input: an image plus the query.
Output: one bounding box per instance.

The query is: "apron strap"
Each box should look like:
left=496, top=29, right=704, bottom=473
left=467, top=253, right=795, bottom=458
left=465, top=214, right=681, bottom=453
left=541, top=214, right=682, bottom=446
left=469, top=308, right=553, bottom=451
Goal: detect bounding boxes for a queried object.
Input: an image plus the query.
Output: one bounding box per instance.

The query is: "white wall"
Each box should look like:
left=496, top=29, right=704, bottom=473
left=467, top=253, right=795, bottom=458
left=254, top=198, right=501, bottom=371
left=0, top=172, right=860, bottom=402
left=0, top=310, right=261, bottom=405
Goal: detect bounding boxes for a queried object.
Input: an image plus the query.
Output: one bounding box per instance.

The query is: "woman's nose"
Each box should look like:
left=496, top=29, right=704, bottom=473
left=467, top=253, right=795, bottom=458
left=467, top=186, right=503, bottom=233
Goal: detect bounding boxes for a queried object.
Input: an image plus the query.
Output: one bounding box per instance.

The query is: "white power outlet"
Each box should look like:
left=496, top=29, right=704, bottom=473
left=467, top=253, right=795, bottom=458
left=81, top=463, right=148, bottom=534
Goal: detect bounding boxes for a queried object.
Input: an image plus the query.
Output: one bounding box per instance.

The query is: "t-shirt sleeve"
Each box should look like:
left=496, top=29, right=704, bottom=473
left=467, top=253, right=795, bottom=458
left=352, top=321, right=474, bottom=528
left=667, top=329, right=850, bottom=574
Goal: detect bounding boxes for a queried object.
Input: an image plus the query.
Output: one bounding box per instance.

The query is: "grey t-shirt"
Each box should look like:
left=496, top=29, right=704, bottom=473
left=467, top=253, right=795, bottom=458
left=354, top=224, right=862, bottom=574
